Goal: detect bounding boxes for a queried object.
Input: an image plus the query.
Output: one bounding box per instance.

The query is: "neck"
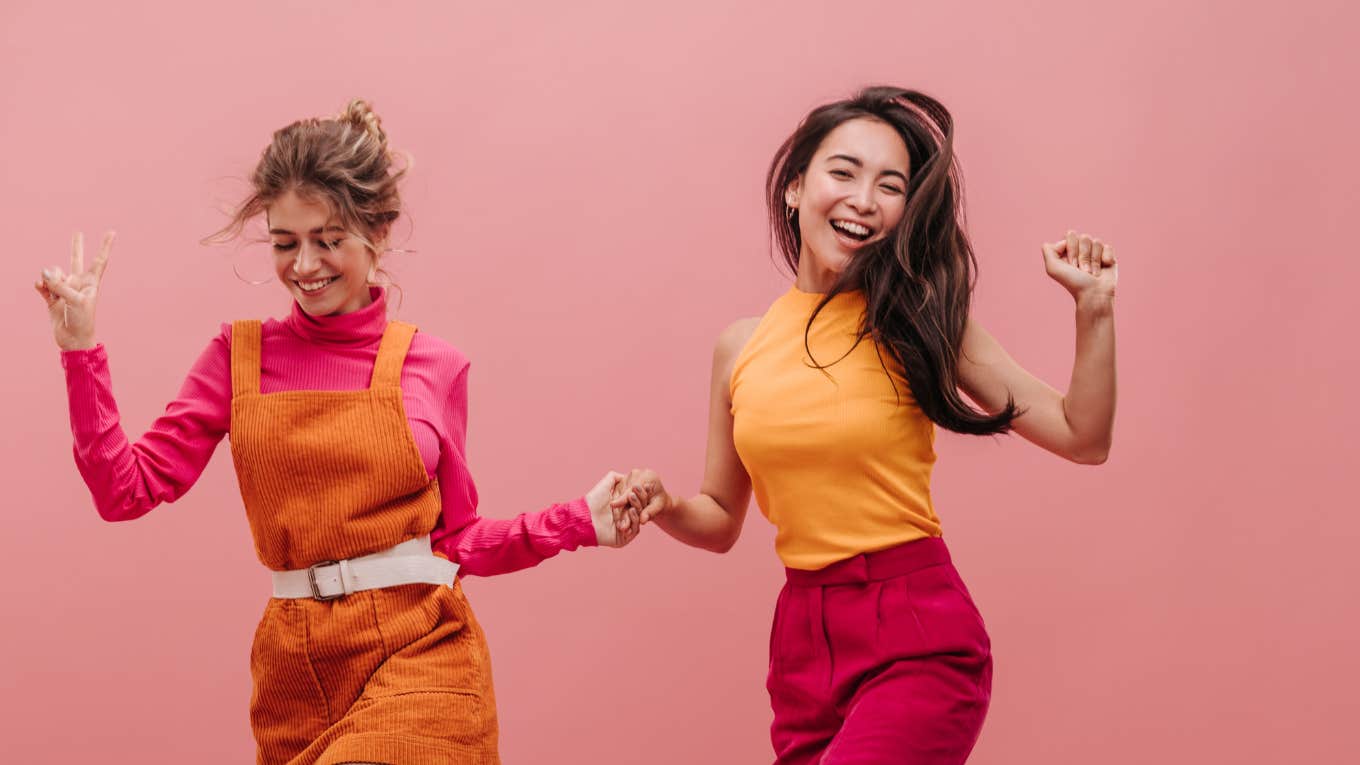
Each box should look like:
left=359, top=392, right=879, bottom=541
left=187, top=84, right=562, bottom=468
left=795, top=252, right=841, bottom=294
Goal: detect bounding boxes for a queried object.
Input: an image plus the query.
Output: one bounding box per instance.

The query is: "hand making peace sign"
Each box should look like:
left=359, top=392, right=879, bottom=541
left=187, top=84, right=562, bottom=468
left=35, top=231, right=115, bottom=352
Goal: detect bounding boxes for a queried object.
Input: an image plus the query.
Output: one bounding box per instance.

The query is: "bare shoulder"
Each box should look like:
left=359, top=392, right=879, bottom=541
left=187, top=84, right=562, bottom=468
left=714, top=316, right=763, bottom=365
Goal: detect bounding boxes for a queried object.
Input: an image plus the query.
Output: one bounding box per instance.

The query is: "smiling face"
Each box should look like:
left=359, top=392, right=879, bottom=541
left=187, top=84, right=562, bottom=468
left=786, top=117, right=911, bottom=291
left=268, top=189, right=379, bottom=316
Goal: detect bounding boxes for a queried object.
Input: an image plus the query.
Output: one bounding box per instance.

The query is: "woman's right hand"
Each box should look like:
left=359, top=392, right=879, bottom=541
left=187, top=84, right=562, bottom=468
left=35, top=231, right=114, bottom=351
left=611, top=468, right=673, bottom=526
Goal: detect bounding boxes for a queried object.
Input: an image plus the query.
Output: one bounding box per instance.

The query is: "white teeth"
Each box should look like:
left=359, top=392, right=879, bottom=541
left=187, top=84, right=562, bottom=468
left=833, top=220, right=871, bottom=236
left=298, top=277, right=336, bottom=291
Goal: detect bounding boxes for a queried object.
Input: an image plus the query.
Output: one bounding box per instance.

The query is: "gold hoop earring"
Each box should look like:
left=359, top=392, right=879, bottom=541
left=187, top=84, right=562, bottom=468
left=785, top=205, right=797, bottom=222
left=231, top=247, right=273, bottom=286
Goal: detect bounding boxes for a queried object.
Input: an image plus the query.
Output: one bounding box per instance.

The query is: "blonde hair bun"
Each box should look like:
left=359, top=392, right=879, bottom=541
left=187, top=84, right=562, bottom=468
left=338, top=98, right=387, bottom=145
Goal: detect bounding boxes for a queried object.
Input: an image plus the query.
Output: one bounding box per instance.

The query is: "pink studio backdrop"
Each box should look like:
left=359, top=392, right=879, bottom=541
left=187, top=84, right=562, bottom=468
left=2, top=1, right=1356, bottom=762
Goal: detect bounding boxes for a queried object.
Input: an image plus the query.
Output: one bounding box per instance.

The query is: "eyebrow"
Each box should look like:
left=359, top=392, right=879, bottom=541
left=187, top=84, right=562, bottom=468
left=828, top=154, right=909, bottom=184
left=267, top=225, right=347, bottom=236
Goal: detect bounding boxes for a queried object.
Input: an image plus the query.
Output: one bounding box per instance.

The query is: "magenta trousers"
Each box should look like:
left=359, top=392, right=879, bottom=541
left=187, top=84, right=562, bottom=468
left=768, top=537, right=992, bottom=764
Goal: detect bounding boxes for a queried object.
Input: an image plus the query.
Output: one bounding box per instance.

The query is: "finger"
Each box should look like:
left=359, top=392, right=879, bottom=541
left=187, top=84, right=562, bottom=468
left=1090, top=239, right=1103, bottom=277
left=43, top=271, right=82, bottom=302
left=1041, top=241, right=1063, bottom=272
left=598, top=471, right=623, bottom=497
left=1101, top=244, right=1116, bottom=266
left=70, top=232, right=84, bottom=277
left=1077, top=234, right=1093, bottom=274
left=93, top=231, right=115, bottom=281
left=639, top=495, right=666, bottom=524
left=34, top=281, right=58, bottom=307
left=1065, top=230, right=1079, bottom=268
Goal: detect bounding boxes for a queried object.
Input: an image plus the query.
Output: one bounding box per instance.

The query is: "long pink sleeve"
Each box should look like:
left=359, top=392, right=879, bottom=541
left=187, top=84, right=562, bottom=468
left=59, top=294, right=599, bottom=576
left=61, top=340, right=230, bottom=522
left=429, top=365, right=598, bottom=576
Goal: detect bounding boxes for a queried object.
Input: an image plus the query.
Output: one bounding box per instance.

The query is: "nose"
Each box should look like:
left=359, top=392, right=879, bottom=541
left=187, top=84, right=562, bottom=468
left=847, top=180, right=877, bottom=215
left=292, top=240, right=324, bottom=275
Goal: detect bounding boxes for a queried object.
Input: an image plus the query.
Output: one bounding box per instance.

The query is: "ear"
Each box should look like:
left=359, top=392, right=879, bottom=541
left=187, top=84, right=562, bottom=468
left=784, top=176, right=801, bottom=209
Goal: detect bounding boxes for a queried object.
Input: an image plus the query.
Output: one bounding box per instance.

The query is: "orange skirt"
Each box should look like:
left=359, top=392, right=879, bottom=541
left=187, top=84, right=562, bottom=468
left=249, top=580, right=499, bottom=765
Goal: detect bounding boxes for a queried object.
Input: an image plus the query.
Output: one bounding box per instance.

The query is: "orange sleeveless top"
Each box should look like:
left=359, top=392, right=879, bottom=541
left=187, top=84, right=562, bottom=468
left=730, top=287, right=941, bottom=570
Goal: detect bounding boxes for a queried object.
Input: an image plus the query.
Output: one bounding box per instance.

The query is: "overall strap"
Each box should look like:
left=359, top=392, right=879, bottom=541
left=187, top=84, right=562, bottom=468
left=230, top=320, right=263, bottom=398
left=369, top=321, right=418, bottom=389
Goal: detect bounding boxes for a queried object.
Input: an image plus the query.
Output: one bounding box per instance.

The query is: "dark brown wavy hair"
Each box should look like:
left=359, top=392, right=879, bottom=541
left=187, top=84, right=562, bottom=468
left=766, top=86, right=1019, bottom=435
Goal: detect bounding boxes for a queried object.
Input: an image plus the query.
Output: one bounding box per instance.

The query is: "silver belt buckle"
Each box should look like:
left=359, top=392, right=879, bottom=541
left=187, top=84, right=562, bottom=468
left=307, top=560, right=344, bottom=601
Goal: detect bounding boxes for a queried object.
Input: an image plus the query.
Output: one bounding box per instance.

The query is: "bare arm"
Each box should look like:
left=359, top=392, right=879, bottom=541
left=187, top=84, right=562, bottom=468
left=616, top=318, right=759, bottom=553
left=958, top=232, right=1118, bottom=464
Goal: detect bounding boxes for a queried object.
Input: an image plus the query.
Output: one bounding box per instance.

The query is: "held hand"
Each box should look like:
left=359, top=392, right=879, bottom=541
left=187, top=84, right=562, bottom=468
left=35, top=231, right=115, bottom=351
left=610, top=468, right=673, bottom=526
left=586, top=471, right=641, bottom=548
left=1041, top=230, right=1117, bottom=305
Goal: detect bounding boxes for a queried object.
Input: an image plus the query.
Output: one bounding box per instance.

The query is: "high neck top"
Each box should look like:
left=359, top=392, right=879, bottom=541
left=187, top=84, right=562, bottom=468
left=729, top=287, right=940, bottom=570
left=57, top=284, right=599, bottom=577
left=283, top=287, right=387, bottom=348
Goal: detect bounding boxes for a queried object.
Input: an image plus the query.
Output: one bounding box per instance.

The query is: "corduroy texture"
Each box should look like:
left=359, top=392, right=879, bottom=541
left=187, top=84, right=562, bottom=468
left=231, top=319, right=499, bottom=765
left=230, top=320, right=441, bottom=570
left=59, top=288, right=600, bottom=576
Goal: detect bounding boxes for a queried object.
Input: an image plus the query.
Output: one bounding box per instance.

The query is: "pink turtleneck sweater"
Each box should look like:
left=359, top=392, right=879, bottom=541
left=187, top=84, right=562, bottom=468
left=59, top=290, right=597, bottom=576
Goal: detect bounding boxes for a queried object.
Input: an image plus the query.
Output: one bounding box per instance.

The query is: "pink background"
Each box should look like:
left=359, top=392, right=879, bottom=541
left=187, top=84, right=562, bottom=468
left=2, top=1, right=1356, bottom=762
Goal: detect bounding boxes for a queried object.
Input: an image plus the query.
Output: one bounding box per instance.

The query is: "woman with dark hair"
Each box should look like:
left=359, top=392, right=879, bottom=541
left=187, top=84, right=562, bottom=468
left=36, top=99, right=642, bottom=765
left=616, top=86, right=1118, bottom=763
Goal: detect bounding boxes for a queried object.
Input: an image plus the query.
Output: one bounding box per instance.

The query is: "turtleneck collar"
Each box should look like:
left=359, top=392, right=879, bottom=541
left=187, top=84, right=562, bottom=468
left=283, top=287, right=388, bottom=347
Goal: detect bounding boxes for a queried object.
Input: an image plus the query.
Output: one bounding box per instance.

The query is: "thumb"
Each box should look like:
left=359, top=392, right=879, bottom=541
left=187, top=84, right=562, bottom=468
left=638, top=494, right=667, bottom=524
left=1040, top=241, right=1063, bottom=264
left=35, top=280, right=58, bottom=308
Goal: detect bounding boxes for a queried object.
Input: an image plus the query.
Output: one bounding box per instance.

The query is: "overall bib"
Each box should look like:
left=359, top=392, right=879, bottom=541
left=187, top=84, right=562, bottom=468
left=229, top=319, right=499, bottom=765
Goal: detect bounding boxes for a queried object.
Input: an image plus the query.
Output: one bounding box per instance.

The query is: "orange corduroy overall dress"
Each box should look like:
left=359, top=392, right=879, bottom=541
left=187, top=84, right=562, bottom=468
left=229, top=319, right=499, bottom=765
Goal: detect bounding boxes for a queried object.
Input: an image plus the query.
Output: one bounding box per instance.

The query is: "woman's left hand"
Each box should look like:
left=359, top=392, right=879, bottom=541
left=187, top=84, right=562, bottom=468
left=586, top=471, right=641, bottom=548
left=1042, top=230, right=1117, bottom=305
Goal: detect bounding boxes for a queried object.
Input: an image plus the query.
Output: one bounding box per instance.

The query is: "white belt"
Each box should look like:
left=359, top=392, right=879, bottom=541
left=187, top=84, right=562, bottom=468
left=271, top=536, right=459, bottom=600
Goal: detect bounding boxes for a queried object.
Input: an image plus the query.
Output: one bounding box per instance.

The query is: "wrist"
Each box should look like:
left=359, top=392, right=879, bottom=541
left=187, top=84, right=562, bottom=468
left=58, top=337, right=97, bottom=353
left=1075, top=292, right=1114, bottom=317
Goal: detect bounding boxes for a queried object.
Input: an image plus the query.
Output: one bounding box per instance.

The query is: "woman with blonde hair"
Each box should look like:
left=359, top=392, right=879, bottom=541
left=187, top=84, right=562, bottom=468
left=37, top=99, right=640, bottom=765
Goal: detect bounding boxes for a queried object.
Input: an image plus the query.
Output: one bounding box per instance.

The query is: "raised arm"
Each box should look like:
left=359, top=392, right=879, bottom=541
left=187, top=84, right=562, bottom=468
left=958, top=231, right=1118, bottom=464
left=38, top=232, right=230, bottom=520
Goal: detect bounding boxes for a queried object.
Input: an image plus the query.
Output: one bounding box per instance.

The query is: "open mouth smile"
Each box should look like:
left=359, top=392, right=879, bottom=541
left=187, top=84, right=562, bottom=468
left=295, top=276, right=340, bottom=295
left=830, top=219, right=874, bottom=243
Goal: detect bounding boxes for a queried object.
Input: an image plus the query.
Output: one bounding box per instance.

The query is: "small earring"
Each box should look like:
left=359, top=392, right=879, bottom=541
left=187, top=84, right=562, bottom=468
left=785, top=205, right=797, bottom=222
